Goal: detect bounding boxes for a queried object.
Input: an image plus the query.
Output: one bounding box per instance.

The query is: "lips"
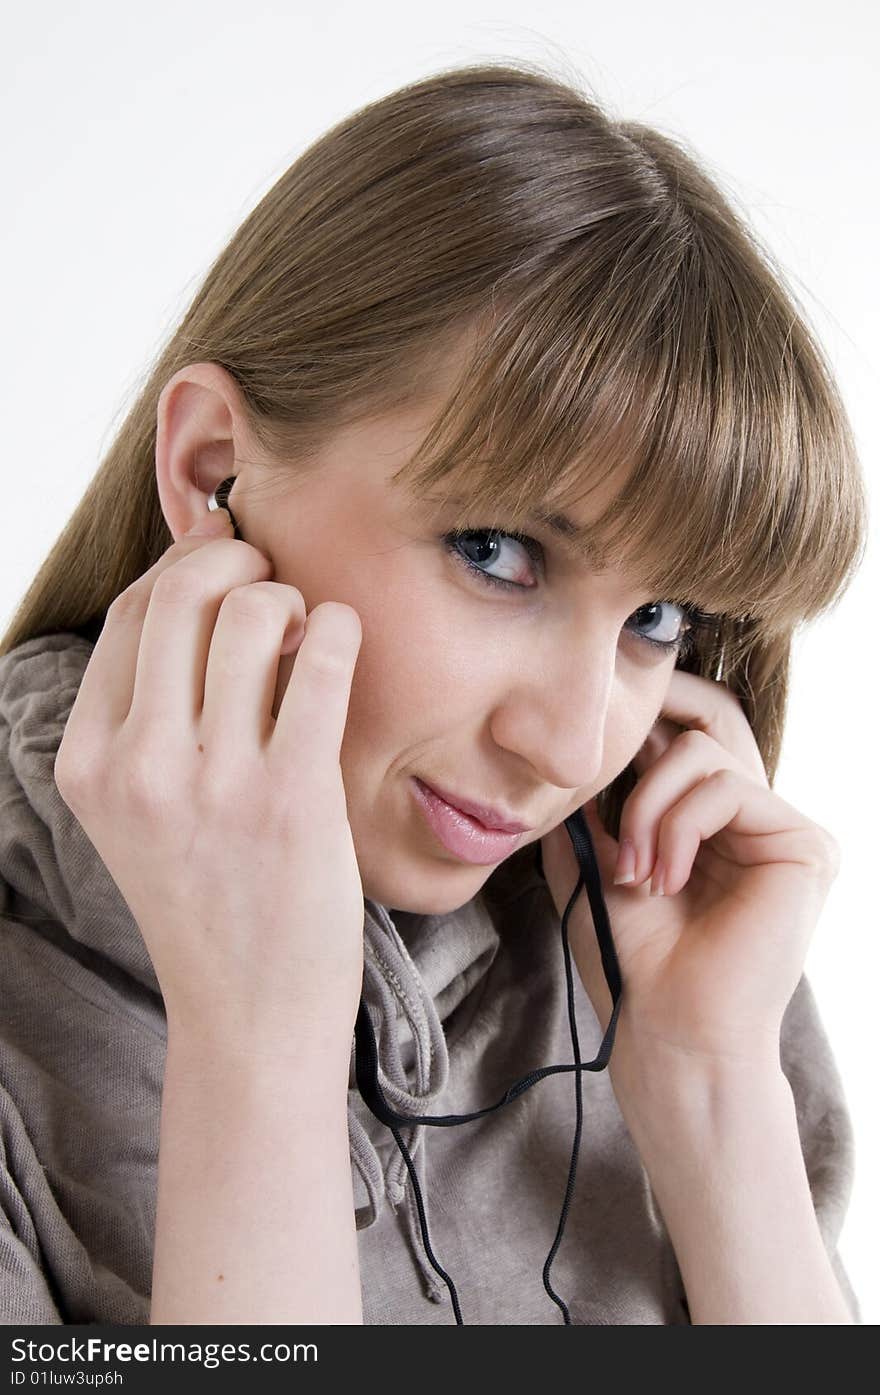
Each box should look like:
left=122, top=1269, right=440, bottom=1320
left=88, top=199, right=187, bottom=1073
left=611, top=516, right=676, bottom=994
left=416, top=779, right=532, bottom=834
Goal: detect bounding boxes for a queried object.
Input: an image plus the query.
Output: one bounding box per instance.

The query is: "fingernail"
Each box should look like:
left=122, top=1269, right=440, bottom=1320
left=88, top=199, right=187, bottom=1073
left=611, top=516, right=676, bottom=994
left=185, top=509, right=232, bottom=537
left=613, top=838, right=636, bottom=884
left=649, top=858, right=665, bottom=897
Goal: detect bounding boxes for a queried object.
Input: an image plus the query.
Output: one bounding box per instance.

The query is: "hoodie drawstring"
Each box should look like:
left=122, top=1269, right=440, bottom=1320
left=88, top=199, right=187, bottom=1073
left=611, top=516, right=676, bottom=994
left=353, top=804, right=623, bottom=1325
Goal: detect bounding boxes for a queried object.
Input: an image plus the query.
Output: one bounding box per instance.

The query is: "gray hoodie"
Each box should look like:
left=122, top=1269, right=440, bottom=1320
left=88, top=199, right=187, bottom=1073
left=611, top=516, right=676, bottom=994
left=0, top=630, right=861, bottom=1324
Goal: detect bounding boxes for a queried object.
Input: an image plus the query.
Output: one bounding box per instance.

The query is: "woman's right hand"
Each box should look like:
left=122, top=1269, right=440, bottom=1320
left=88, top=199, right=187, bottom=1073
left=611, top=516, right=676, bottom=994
left=53, top=506, right=366, bottom=1054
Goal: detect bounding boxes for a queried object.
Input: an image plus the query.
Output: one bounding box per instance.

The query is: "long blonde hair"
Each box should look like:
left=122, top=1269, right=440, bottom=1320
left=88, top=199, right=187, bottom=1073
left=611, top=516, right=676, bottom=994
left=2, top=59, right=867, bottom=839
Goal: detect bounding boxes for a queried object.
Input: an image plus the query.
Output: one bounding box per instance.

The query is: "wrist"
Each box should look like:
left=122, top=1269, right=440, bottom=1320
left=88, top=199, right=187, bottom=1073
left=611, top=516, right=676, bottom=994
left=603, top=1038, right=848, bottom=1325
left=164, top=1007, right=356, bottom=1082
left=607, top=1024, right=786, bottom=1127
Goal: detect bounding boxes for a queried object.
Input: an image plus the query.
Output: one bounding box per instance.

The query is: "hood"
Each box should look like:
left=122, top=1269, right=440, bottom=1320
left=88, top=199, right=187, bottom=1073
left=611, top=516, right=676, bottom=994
left=0, top=627, right=510, bottom=1302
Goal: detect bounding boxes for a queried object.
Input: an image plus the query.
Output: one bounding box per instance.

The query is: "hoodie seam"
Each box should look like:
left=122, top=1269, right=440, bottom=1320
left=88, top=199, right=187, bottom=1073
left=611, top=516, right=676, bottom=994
left=364, top=941, right=425, bottom=1027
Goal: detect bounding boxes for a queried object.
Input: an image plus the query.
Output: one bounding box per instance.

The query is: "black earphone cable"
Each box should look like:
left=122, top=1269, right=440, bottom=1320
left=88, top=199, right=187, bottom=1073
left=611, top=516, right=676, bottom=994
left=354, top=804, right=623, bottom=1324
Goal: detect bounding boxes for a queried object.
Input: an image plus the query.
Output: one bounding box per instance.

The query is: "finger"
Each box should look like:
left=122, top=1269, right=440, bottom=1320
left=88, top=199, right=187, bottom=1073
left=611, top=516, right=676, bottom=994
left=270, top=601, right=363, bottom=770
left=659, top=668, right=768, bottom=785
left=127, top=537, right=273, bottom=732
left=618, top=728, right=742, bottom=886
left=201, top=581, right=307, bottom=747
left=59, top=516, right=237, bottom=750
left=651, top=768, right=835, bottom=898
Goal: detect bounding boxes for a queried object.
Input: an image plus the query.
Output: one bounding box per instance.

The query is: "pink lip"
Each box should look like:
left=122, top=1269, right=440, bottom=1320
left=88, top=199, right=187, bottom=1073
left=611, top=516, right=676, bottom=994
left=416, top=779, right=532, bottom=834
left=411, top=779, right=528, bottom=866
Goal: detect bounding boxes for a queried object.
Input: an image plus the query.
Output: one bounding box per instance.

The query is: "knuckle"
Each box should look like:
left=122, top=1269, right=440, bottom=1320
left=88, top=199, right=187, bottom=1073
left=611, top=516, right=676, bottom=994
left=305, top=642, right=350, bottom=681
left=53, top=737, right=92, bottom=803
left=58, top=742, right=118, bottom=817
left=122, top=757, right=159, bottom=815
left=705, top=765, right=737, bottom=788
left=219, top=583, right=284, bottom=630
left=656, top=805, right=684, bottom=846
left=151, top=566, right=210, bottom=608
left=195, top=758, right=241, bottom=814
left=220, top=581, right=306, bottom=631
left=676, top=727, right=711, bottom=755
left=106, top=586, right=146, bottom=625
left=263, top=580, right=306, bottom=616
left=120, top=742, right=175, bottom=817
left=812, top=828, right=842, bottom=876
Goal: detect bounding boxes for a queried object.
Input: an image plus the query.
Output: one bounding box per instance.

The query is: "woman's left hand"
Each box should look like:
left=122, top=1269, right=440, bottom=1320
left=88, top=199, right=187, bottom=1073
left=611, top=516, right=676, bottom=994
left=538, top=668, right=841, bottom=1072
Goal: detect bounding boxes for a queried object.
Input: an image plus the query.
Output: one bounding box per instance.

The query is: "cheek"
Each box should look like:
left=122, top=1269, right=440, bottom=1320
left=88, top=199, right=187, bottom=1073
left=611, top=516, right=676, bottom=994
left=343, top=593, right=462, bottom=738
left=598, top=679, right=670, bottom=788
left=269, top=545, right=461, bottom=736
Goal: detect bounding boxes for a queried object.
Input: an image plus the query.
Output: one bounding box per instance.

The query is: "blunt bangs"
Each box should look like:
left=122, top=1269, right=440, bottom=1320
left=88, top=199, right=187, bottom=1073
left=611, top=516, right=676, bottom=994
left=387, top=213, right=864, bottom=670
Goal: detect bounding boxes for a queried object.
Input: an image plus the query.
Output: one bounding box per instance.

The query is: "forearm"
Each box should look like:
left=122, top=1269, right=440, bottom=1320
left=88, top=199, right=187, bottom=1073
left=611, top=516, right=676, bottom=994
left=609, top=1041, right=854, bottom=1325
left=150, top=1019, right=362, bottom=1325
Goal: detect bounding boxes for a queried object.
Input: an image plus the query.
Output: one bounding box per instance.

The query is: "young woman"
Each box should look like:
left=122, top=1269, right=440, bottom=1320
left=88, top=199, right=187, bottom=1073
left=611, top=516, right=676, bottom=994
left=0, top=62, right=866, bottom=1326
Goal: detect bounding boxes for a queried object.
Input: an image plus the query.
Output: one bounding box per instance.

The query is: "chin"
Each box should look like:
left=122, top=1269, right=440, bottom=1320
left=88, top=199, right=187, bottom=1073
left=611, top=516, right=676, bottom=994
left=361, top=864, right=491, bottom=918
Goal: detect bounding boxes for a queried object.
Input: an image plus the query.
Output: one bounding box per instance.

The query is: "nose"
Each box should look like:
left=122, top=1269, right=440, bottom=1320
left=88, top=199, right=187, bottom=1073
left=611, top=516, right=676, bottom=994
left=489, top=619, right=618, bottom=795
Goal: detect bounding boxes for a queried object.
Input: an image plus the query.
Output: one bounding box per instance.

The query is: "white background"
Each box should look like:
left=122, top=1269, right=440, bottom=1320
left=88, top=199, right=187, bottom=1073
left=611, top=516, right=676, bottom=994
left=2, top=1, right=877, bottom=1322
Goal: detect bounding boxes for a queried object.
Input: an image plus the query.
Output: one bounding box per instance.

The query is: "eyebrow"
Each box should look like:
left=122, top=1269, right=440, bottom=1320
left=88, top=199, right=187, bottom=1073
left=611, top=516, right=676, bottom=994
left=519, top=507, right=615, bottom=573
left=531, top=509, right=607, bottom=565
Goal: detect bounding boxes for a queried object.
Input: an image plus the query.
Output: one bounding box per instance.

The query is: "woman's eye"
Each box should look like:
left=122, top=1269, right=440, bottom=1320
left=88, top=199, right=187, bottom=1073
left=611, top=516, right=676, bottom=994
left=443, top=529, right=542, bottom=589
left=442, top=528, right=705, bottom=657
left=625, top=601, right=694, bottom=654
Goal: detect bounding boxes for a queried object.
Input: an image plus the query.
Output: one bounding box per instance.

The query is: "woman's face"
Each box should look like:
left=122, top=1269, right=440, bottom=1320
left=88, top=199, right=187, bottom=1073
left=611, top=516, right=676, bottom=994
left=159, top=364, right=681, bottom=915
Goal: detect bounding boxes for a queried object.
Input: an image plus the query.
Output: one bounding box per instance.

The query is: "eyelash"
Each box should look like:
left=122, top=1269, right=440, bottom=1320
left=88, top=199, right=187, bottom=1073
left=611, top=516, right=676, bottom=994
left=441, top=528, right=716, bottom=658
